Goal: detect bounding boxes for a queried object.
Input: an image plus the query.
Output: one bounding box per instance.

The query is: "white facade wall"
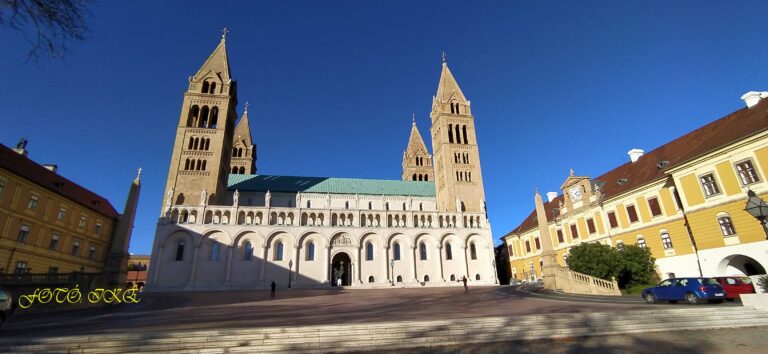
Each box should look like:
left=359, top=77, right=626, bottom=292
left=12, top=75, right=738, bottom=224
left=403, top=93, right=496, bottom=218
left=148, top=193, right=494, bottom=291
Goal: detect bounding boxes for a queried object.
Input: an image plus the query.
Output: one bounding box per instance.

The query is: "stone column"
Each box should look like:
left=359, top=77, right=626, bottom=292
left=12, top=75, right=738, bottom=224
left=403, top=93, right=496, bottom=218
left=535, top=191, right=559, bottom=291
left=384, top=246, right=390, bottom=284
left=186, top=245, right=200, bottom=290
left=437, top=245, right=445, bottom=282
left=411, top=245, right=418, bottom=282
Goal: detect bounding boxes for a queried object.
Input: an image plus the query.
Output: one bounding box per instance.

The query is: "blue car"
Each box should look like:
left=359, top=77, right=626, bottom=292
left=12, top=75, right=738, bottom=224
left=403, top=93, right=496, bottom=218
left=641, top=277, right=725, bottom=304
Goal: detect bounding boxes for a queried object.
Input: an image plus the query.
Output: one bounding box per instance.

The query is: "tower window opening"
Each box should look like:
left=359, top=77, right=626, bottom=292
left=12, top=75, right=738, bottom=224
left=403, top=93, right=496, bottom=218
left=239, top=166, right=245, bottom=174
left=200, top=106, right=209, bottom=128
left=210, top=82, right=217, bottom=94
left=210, top=107, right=219, bottom=128
left=448, top=124, right=454, bottom=143
left=201, top=81, right=210, bottom=94
left=187, top=105, right=200, bottom=127
left=455, top=124, right=461, bottom=145
left=462, top=125, right=468, bottom=144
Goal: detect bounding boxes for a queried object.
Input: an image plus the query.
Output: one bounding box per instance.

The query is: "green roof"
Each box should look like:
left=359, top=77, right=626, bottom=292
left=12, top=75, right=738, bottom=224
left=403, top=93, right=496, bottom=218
left=228, top=174, right=435, bottom=197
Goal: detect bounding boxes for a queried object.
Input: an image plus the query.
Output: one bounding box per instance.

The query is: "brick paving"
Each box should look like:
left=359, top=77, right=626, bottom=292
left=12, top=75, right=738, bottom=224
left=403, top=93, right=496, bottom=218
left=1, top=286, right=653, bottom=337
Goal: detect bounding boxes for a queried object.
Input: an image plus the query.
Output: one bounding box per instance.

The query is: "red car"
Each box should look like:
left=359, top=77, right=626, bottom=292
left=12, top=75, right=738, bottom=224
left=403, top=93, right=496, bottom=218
left=713, top=276, right=755, bottom=301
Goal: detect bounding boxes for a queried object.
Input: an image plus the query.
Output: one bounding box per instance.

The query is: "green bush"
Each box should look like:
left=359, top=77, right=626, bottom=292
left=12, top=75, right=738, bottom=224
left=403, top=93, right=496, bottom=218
left=758, top=275, right=768, bottom=293
left=567, top=243, right=658, bottom=290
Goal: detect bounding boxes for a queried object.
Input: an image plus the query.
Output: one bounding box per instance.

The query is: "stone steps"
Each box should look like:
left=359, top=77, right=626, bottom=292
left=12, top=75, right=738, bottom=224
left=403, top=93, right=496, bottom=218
left=2, top=307, right=767, bottom=353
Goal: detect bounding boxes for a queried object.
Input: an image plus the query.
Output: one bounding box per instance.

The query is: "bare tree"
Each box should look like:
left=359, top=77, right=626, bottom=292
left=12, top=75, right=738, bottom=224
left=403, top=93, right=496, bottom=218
left=0, top=0, right=92, bottom=60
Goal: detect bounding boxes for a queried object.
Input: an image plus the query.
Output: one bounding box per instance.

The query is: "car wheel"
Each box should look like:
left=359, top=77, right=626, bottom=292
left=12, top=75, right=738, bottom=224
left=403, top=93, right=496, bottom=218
left=668, top=300, right=678, bottom=304
left=685, top=292, right=700, bottom=304
left=644, top=293, right=657, bottom=304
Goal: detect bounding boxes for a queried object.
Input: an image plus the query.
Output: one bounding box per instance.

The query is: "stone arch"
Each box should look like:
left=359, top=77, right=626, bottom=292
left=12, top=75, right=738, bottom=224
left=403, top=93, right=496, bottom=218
left=717, top=254, right=767, bottom=276
left=197, top=228, right=232, bottom=246
left=464, top=233, right=487, bottom=249
left=298, top=230, right=329, bottom=246
left=359, top=232, right=384, bottom=248
left=232, top=230, right=265, bottom=248
left=265, top=229, right=297, bottom=246
left=160, top=229, right=195, bottom=258
left=386, top=232, right=407, bottom=247
left=329, top=231, right=357, bottom=247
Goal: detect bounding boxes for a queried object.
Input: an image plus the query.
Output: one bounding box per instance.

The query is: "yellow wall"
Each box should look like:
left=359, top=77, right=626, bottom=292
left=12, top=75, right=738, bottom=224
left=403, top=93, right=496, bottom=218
left=715, top=161, right=741, bottom=196
left=659, top=188, right=677, bottom=217
left=680, top=173, right=705, bottom=207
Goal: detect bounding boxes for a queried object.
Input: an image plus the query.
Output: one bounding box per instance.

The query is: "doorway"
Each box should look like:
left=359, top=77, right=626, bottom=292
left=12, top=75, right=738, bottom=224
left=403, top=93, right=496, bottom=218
left=331, top=252, right=352, bottom=286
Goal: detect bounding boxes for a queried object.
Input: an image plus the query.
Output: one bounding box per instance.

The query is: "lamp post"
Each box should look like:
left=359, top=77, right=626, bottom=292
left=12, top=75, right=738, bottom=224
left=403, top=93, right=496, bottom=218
left=492, top=259, right=498, bottom=284
left=288, top=259, right=293, bottom=288
left=390, top=259, right=395, bottom=286
left=744, top=189, right=768, bottom=240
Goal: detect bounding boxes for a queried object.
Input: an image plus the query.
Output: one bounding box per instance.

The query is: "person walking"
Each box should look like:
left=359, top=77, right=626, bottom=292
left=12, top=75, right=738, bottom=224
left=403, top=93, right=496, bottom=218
left=462, top=276, right=468, bottom=293
left=270, top=281, right=276, bottom=298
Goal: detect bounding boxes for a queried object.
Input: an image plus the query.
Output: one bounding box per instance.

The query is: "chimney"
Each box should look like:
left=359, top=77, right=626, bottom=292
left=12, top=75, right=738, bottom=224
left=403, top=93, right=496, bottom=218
left=546, top=192, right=558, bottom=202
left=43, top=164, right=58, bottom=173
left=741, top=91, right=768, bottom=108
left=628, top=148, right=644, bottom=163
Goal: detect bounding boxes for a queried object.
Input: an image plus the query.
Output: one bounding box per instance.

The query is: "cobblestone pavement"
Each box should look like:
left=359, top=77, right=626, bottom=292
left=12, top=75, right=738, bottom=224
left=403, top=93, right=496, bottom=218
left=382, top=326, right=768, bottom=354
left=0, top=285, right=744, bottom=338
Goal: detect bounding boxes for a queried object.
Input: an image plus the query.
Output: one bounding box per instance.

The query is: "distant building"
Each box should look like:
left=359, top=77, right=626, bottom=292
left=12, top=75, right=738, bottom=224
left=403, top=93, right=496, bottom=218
left=126, top=254, right=150, bottom=289
left=503, top=92, right=768, bottom=282
left=0, top=140, right=140, bottom=286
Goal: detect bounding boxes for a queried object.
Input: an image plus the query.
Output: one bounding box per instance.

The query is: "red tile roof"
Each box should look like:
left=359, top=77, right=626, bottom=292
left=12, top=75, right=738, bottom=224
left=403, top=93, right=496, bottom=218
left=0, top=143, right=118, bottom=218
left=506, top=98, right=768, bottom=237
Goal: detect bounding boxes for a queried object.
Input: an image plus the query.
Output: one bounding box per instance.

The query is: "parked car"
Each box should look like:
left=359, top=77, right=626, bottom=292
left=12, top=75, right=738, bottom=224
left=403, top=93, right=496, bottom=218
left=713, top=276, right=755, bottom=301
left=0, top=287, right=12, bottom=327
left=641, top=277, right=725, bottom=304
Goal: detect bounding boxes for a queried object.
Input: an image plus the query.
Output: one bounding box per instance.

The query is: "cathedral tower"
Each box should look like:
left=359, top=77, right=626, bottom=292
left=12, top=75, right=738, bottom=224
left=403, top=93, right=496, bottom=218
left=429, top=59, right=486, bottom=213
left=162, top=33, right=238, bottom=209
left=230, top=104, right=257, bottom=175
left=402, top=116, right=433, bottom=181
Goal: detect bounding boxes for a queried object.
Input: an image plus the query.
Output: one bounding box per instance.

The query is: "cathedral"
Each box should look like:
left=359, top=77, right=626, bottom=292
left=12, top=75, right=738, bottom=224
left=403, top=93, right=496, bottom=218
left=146, top=33, right=495, bottom=290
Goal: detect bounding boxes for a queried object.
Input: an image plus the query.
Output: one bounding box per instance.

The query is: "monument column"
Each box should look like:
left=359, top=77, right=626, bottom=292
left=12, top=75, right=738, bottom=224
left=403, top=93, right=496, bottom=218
left=535, top=191, right=559, bottom=291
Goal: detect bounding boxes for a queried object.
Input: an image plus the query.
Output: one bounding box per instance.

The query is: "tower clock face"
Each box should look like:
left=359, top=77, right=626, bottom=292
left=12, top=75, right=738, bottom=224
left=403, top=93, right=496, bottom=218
left=569, top=186, right=583, bottom=201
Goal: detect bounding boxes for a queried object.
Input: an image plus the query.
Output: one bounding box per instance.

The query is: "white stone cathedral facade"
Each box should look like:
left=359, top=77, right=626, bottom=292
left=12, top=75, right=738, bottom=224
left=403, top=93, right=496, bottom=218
left=147, top=34, right=496, bottom=291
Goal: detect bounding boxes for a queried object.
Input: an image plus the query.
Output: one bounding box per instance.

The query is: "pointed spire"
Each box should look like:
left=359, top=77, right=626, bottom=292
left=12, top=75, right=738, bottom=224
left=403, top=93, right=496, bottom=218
left=234, top=106, right=253, bottom=145
left=192, top=31, right=232, bottom=83
left=435, top=58, right=467, bottom=103
left=406, top=116, right=429, bottom=155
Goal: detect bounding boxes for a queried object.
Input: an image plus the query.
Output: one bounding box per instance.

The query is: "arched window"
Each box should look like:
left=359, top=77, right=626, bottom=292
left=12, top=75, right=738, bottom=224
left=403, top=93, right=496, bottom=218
left=210, top=242, right=220, bottom=261
left=424, top=175, right=428, bottom=181
left=476, top=274, right=481, bottom=281
left=243, top=241, right=253, bottom=261
left=402, top=202, right=407, bottom=210
left=448, top=124, right=454, bottom=143
left=196, top=159, right=202, bottom=170
left=636, top=237, right=647, bottom=249
left=233, top=149, right=238, bottom=157
left=424, top=275, right=430, bottom=282
left=368, top=276, right=375, bottom=283
left=306, top=241, right=315, bottom=261
left=345, top=201, right=349, bottom=209
left=307, top=200, right=312, bottom=208
left=193, top=137, right=199, bottom=150
left=470, top=242, right=477, bottom=260
left=188, top=137, right=195, bottom=150
left=718, top=215, right=736, bottom=236
left=185, top=158, right=191, bottom=170
left=201, top=160, right=207, bottom=171
left=210, top=82, right=216, bottom=94
left=366, top=242, right=374, bottom=261
left=412, top=174, right=417, bottom=181
left=210, top=107, right=219, bottom=128
left=397, top=275, right=403, bottom=283
left=187, top=105, right=200, bottom=127
left=204, top=138, right=210, bottom=150
left=455, top=124, right=461, bottom=145
left=232, top=166, right=238, bottom=174
left=462, top=125, right=468, bottom=144
left=275, top=241, right=284, bottom=261
left=420, top=242, right=427, bottom=260
left=368, top=201, right=372, bottom=210
left=393, top=242, right=401, bottom=260
left=175, top=240, right=185, bottom=261
left=445, top=243, right=453, bottom=260
left=239, top=166, right=245, bottom=174
left=385, top=202, right=390, bottom=211
left=660, top=232, right=673, bottom=249
left=200, top=106, right=209, bottom=128
left=202, top=81, right=210, bottom=93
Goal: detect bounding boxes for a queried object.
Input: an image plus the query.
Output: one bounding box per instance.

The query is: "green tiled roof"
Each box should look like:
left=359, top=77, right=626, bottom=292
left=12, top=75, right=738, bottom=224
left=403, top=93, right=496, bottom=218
left=228, top=174, right=435, bottom=197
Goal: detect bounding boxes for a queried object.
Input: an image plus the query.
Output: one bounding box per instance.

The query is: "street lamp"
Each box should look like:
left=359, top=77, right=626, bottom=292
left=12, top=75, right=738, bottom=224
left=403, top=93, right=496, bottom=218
left=492, top=260, right=498, bottom=284
left=390, top=259, right=395, bottom=286
left=288, top=259, right=293, bottom=288
left=744, top=189, right=768, bottom=240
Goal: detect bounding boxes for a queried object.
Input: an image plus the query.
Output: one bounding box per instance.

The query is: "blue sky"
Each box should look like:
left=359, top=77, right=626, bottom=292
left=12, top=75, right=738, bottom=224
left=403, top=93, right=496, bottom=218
left=2, top=1, right=767, bottom=254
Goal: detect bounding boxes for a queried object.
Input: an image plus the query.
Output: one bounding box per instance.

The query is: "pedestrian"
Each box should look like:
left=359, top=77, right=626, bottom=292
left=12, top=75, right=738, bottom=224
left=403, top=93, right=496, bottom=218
left=462, top=276, right=468, bottom=293
left=270, top=281, right=276, bottom=298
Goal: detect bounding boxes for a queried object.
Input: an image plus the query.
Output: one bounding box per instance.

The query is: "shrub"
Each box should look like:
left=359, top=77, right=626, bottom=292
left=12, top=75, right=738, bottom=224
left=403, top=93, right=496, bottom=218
left=758, top=275, right=768, bottom=293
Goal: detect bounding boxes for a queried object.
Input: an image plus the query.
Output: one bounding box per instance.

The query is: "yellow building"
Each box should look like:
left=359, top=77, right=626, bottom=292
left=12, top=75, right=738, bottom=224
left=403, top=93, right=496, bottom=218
left=0, top=140, right=139, bottom=285
left=503, top=91, right=768, bottom=282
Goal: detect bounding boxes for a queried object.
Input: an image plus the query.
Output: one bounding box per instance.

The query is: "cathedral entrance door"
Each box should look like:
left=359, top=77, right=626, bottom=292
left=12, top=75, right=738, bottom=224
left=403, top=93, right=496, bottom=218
left=331, top=252, right=352, bottom=286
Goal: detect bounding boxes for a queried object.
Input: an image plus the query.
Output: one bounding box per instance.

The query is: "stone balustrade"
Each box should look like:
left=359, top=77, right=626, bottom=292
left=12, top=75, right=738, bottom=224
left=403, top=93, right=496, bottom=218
left=163, top=205, right=488, bottom=229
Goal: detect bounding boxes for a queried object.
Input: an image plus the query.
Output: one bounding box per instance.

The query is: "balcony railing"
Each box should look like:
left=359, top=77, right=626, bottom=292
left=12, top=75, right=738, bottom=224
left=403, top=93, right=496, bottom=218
left=162, top=205, right=488, bottom=229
